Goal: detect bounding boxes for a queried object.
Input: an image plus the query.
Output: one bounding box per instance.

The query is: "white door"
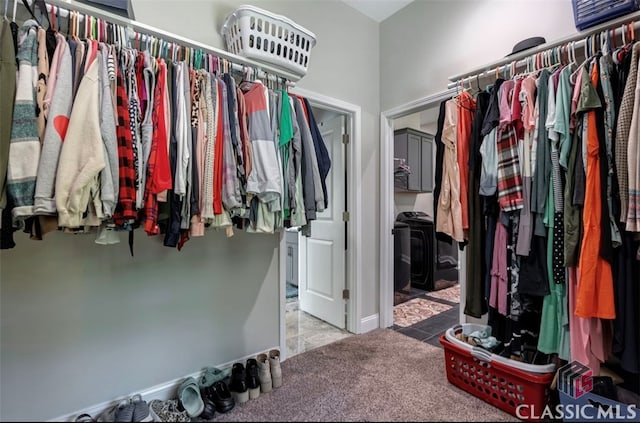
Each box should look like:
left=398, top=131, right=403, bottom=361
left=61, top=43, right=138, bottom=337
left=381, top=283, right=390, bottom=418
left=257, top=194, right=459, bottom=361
left=298, top=113, right=346, bottom=329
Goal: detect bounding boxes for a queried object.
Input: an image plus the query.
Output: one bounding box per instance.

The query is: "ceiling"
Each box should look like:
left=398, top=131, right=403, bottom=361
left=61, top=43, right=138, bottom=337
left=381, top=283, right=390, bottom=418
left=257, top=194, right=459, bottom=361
left=342, top=0, right=414, bottom=23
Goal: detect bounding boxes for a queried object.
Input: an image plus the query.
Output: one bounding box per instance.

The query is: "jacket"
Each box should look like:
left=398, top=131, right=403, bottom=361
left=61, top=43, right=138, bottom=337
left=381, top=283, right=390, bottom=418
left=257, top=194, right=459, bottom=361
left=55, top=59, right=105, bottom=227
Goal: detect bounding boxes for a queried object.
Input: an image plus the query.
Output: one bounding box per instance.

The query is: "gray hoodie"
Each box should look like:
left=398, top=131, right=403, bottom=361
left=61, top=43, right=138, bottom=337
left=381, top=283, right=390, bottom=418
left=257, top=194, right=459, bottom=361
left=98, top=45, right=118, bottom=218
left=34, top=37, right=73, bottom=215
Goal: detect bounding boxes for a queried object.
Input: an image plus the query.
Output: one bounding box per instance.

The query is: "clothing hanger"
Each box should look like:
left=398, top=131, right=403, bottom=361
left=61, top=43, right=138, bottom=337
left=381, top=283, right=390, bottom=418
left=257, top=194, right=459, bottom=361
left=20, top=0, right=45, bottom=26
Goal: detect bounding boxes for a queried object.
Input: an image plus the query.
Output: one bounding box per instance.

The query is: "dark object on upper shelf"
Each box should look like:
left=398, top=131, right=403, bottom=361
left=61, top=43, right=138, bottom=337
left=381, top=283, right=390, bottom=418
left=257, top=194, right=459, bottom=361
left=572, top=0, right=640, bottom=31
left=74, top=0, right=135, bottom=19
left=507, top=37, right=546, bottom=56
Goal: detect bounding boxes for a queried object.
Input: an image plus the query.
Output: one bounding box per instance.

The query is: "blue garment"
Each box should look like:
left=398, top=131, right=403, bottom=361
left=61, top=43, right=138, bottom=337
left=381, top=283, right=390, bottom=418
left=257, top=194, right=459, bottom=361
left=303, top=98, right=331, bottom=209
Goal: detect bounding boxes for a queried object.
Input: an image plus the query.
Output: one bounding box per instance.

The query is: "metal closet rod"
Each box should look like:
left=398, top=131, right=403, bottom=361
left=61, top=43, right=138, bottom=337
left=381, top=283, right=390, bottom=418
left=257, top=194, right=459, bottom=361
left=16, top=0, right=301, bottom=84
left=447, top=10, right=640, bottom=89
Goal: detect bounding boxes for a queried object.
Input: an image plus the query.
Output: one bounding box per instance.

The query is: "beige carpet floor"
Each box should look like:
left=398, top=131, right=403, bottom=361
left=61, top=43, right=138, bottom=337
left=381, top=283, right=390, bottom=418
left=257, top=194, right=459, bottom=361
left=214, top=329, right=518, bottom=422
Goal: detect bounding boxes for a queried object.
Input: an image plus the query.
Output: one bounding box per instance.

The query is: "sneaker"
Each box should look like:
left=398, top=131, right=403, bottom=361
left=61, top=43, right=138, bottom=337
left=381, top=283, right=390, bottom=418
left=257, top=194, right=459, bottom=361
left=97, top=403, right=120, bottom=422
left=149, top=399, right=190, bottom=422
left=245, top=358, right=260, bottom=400
left=114, top=400, right=135, bottom=422
left=229, top=362, right=249, bottom=404
left=269, top=349, right=282, bottom=388
left=131, top=395, right=153, bottom=422
left=256, top=353, right=273, bottom=393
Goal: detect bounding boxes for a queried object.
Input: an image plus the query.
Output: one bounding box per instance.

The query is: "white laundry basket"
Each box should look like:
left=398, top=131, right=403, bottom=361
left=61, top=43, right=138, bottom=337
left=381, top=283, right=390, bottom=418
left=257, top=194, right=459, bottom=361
left=221, top=5, right=316, bottom=77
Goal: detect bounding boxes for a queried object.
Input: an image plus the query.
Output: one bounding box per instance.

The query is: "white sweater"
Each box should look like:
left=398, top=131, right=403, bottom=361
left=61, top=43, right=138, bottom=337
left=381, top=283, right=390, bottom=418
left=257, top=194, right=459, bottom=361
left=55, top=59, right=105, bottom=227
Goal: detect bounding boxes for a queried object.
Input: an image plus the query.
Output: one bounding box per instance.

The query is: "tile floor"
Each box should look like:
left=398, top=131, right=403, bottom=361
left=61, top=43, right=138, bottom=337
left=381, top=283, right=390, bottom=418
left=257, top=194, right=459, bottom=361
left=285, top=299, right=351, bottom=358
left=285, top=283, right=460, bottom=358
left=391, top=283, right=461, bottom=349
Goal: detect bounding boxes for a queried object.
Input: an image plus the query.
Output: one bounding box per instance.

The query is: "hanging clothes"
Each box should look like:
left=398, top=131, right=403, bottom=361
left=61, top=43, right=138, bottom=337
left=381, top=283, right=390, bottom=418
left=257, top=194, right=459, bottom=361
left=615, top=43, right=640, bottom=225
left=7, top=20, right=40, bottom=221
left=575, top=61, right=615, bottom=320
left=464, top=91, right=490, bottom=319
left=55, top=57, right=105, bottom=228
left=436, top=99, right=464, bottom=242
left=0, top=17, right=17, bottom=211
left=457, top=91, right=476, bottom=238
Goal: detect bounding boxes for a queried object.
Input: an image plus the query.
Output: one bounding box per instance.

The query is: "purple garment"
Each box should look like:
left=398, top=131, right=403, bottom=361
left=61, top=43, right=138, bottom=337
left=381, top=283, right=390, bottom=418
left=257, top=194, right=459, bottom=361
left=498, top=80, right=515, bottom=129
left=489, top=213, right=509, bottom=315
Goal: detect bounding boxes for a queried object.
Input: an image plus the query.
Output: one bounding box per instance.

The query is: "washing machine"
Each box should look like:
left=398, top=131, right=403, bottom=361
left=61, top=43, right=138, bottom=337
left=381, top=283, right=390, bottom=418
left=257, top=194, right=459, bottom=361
left=395, top=211, right=458, bottom=291
left=393, top=222, right=411, bottom=293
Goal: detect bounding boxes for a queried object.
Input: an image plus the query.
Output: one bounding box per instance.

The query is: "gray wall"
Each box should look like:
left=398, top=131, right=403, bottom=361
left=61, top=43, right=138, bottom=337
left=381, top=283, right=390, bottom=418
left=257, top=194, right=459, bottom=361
left=380, top=0, right=576, bottom=111
left=0, top=0, right=379, bottom=420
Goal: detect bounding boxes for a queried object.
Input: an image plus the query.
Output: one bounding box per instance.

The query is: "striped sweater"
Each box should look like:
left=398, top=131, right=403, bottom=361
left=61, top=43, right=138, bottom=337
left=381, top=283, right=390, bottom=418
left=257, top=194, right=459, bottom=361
left=7, top=20, right=40, bottom=221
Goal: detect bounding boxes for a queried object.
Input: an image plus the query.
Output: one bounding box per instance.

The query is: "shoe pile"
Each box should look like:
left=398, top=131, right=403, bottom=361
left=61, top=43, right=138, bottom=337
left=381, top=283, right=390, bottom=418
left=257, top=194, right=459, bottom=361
left=88, top=350, right=284, bottom=421
left=228, top=349, right=283, bottom=405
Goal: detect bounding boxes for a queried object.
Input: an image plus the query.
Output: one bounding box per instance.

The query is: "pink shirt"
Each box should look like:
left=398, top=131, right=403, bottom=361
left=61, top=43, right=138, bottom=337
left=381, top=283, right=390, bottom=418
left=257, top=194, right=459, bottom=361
left=520, top=76, right=537, bottom=131
left=489, top=214, right=509, bottom=315
left=43, top=33, right=68, bottom=119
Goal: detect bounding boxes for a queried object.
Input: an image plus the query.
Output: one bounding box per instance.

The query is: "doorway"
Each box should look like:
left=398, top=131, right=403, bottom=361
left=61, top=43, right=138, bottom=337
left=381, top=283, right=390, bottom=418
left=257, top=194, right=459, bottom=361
left=380, top=89, right=468, bottom=336
left=391, top=110, right=461, bottom=345
left=279, top=90, right=362, bottom=360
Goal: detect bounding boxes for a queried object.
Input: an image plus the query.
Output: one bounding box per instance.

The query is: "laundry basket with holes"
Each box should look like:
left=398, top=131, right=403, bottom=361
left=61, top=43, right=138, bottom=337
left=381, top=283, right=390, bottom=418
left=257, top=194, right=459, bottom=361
left=221, top=5, right=317, bottom=77
left=440, top=325, right=556, bottom=420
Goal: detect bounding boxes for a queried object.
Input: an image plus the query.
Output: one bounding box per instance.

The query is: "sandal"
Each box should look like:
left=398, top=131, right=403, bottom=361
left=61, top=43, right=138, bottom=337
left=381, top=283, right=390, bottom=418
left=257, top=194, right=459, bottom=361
left=178, top=377, right=205, bottom=418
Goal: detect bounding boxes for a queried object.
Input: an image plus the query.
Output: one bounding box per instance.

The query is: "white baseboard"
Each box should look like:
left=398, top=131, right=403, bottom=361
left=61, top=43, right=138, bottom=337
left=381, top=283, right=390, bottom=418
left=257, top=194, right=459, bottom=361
left=359, top=313, right=379, bottom=333
left=49, top=345, right=281, bottom=422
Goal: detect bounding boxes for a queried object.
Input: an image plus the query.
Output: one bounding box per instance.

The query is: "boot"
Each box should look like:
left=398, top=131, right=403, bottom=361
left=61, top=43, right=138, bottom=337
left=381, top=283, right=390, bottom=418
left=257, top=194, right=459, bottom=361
left=269, top=349, right=282, bottom=388
left=256, top=353, right=273, bottom=393
left=228, top=363, right=249, bottom=404
left=245, top=358, right=260, bottom=400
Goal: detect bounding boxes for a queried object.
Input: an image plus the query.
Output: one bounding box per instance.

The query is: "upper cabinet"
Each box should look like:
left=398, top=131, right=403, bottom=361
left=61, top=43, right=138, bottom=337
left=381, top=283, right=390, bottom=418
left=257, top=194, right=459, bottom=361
left=394, top=128, right=433, bottom=193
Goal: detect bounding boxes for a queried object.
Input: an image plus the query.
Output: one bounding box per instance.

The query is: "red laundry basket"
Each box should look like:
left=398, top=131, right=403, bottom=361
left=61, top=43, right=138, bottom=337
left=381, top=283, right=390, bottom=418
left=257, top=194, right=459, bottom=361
left=440, top=333, right=555, bottom=420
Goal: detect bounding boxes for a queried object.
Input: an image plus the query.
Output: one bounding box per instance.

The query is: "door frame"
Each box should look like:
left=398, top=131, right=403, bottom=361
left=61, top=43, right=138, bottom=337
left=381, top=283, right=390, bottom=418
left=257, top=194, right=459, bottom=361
left=279, top=87, right=362, bottom=360
left=379, top=89, right=468, bottom=329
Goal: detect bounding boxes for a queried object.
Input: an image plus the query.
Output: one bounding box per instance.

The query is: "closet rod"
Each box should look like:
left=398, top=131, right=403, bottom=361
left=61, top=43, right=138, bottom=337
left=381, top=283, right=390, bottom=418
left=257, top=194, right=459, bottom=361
left=17, top=0, right=301, bottom=84
left=447, top=10, right=640, bottom=89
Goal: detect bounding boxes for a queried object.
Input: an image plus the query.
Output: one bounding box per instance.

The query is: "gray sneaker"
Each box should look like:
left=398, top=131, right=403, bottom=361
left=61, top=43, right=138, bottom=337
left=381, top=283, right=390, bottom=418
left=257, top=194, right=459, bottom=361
left=97, top=401, right=127, bottom=423
left=114, top=402, right=135, bottom=422
left=131, top=395, right=153, bottom=422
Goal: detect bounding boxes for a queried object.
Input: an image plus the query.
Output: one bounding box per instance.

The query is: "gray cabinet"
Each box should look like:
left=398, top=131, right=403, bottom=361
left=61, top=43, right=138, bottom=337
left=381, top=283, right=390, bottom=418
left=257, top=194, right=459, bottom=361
left=394, top=128, right=433, bottom=192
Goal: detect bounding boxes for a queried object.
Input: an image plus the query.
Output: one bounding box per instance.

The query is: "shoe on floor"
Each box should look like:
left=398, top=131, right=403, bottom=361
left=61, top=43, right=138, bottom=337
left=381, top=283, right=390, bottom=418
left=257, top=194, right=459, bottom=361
left=178, top=377, right=205, bottom=418
left=114, top=401, right=135, bottom=422
left=149, top=399, right=190, bottom=422
left=207, top=380, right=235, bottom=413
left=199, top=366, right=227, bottom=389
left=256, top=353, right=273, bottom=393
left=229, top=362, right=249, bottom=404
left=97, top=403, right=120, bottom=423
left=198, top=390, right=217, bottom=421
left=269, top=349, right=282, bottom=388
left=130, top=395, right=153, bottom=422
left=245, top=358, right=260, bottom=400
